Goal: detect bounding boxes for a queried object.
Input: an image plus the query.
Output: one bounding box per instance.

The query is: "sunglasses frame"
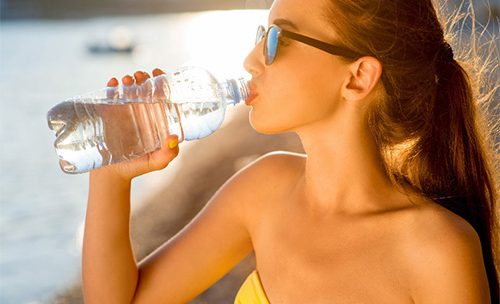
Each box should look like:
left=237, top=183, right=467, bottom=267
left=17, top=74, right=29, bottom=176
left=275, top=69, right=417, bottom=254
left=256, top=24, right=363, bottom=65
left=254, top=24, right=395, bottom=96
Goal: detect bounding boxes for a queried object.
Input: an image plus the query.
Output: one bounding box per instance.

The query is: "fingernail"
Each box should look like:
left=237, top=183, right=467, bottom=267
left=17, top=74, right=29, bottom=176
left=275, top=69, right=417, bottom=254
left=168, top=138, right=178, bottom=149
left=107, top=77, right=118, bottom=87
left=122, top=75, right=134, bottom=86
left=152, top=68, right=165, bottom=77
left=134, top=71, right=145, bottom=84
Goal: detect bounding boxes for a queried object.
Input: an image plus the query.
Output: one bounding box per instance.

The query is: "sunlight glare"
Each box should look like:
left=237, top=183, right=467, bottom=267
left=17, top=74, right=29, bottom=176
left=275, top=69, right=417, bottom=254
left=184, top=10, right=268, bottom=80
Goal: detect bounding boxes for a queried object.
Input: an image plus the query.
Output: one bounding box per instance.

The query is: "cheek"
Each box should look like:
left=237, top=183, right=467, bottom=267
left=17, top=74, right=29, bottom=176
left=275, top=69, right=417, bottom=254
left=248, top=68, right=342, bottom=134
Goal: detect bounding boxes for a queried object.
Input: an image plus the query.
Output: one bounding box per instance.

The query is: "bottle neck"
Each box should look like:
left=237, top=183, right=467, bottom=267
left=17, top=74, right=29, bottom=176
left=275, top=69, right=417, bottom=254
left=220, top=78, right=249, bottom=106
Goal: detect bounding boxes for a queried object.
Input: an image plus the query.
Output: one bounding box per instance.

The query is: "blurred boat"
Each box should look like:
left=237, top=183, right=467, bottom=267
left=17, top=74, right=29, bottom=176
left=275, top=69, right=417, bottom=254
left=88, top=42, right=135, bottom=54
left=87, top=26, right=136, bottom=54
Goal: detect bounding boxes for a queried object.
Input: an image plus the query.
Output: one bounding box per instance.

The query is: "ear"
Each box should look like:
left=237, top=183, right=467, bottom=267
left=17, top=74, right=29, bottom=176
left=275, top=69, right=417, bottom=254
left=341, top=56, right=383, bottom=102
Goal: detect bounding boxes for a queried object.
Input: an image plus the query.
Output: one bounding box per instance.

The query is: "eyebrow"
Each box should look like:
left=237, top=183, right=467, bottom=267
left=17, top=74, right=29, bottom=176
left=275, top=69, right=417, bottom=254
left=271, top=18, right=299, bottom=31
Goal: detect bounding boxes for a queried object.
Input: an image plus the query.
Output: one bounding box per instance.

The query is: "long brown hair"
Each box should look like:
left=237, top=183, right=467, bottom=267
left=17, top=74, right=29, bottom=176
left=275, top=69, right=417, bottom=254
left=324, top=0, right=499, bottom=301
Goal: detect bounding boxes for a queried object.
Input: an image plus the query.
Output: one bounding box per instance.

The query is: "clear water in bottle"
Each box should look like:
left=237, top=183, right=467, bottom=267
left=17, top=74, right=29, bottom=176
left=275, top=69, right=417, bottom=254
left=46, top=66, right=249, bottom=174
left=48, top=99, right=225, bottom=174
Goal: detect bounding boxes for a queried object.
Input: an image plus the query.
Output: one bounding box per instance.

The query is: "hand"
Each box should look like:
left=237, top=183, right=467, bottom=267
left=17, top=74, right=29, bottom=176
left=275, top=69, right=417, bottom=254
left=91, top=68, right=180, bottom=182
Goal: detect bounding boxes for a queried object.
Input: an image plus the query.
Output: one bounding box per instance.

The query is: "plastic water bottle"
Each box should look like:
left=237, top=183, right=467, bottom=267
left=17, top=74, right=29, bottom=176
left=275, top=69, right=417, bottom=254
left=46, top=66, right=249, bottom=174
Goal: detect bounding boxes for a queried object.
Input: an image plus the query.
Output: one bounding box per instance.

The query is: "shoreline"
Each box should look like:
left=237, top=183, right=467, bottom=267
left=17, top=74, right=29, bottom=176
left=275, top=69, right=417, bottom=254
left=0, top=0, right=271, bottom=21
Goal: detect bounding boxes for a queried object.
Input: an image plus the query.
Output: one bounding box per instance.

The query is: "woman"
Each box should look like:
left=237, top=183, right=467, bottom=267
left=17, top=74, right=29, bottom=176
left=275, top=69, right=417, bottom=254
left=82, top=0, right=499, bottom=303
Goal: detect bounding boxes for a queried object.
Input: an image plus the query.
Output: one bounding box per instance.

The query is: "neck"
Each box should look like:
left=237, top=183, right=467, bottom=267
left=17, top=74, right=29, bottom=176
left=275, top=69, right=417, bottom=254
left=294, top=107, right=410, bottom=218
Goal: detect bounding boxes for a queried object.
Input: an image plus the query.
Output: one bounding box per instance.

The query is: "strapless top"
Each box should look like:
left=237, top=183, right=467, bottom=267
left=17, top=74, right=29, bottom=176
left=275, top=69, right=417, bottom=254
left=234, top=270, right=270, bottom=303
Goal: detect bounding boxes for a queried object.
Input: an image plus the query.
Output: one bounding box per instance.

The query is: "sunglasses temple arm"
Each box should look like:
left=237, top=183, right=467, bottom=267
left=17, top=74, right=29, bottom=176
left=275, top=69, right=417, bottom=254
left=282, top=30, right=361, bottom=59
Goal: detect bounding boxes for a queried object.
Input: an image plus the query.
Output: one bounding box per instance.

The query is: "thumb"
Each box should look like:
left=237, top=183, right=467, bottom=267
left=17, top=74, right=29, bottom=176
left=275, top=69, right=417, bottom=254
left=147, top=135, right=179, bottom=171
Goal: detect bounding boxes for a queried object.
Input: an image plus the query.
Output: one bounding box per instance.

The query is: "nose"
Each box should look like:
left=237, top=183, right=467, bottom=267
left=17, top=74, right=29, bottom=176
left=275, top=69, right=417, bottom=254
left=243, top=41, right=265, bottom=78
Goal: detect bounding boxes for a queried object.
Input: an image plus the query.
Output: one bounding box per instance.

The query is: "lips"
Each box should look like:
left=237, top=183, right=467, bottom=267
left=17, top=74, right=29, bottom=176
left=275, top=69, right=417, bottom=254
left=245, top=92, right=258, bottom=105
left=245, top=81, right=259, bottom=105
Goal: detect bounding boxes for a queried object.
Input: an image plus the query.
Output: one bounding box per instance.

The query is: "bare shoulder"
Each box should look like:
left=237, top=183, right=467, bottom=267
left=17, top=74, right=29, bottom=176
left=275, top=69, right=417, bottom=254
left=404, top=202, right=481, bottom=247
left=249, top=150, right=306, bottom=171
left=227, top=151, right=306, bottom=186
left=239, top=150, right=305, bottom=187
left=235, top=150, right=305, bottom=224
left=220, top=150, right=305, bottom=216
left=405, top=203, right=484, bottom=260
left=401, top=203, right=491, bottom=303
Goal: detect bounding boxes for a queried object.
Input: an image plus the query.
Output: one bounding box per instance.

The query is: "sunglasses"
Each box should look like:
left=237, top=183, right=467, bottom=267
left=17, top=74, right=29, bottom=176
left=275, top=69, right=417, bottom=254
left=255, top=24, right=363, bottom=65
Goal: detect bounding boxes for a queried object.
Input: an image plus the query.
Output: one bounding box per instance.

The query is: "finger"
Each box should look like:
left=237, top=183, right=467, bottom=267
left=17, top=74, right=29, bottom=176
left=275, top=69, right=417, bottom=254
left=136, top=71, right=153, bottom=100
left=146, top=71, right=168, bottom=141
left=134, top=71, right=146, bottom=85
left=166, top=134, right=179, bottom=150
left=153, top=69, right=169, bottom=100
left=106, top=77, right=119, bottom=100
left=122, top=75, right=137, bottom=100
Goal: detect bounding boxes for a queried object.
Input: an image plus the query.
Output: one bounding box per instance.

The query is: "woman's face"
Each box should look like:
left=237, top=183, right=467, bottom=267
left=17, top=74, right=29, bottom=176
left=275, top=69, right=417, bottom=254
left=243, top=0, right=351, bottom=135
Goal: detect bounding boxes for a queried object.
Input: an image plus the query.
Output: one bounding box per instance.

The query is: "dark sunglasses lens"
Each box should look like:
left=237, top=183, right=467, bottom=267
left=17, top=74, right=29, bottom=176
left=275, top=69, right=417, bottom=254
left=266, top=26, right=279, bottom=65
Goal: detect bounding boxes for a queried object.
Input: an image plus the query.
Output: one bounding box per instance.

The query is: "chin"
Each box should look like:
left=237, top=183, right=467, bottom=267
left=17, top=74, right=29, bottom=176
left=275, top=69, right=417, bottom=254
left=248, top=110, right=295, bottom=135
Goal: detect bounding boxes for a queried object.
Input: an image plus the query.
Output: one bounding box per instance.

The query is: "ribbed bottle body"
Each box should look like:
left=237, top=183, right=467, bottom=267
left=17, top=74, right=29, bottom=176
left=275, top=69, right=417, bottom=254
left=46, top=66, right=249, bottom=174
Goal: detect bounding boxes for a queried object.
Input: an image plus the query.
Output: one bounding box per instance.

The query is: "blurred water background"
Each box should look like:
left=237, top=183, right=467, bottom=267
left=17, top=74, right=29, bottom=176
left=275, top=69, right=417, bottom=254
left=0, top=0, right=497, bottom=303
left=0, top=6, right=268, bottom=303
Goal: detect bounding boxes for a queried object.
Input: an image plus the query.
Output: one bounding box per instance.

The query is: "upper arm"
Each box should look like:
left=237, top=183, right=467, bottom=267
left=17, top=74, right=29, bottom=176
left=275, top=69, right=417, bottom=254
left=409, top=211, right=491, bottom=304
left=131, top=152, right=290, bottom=303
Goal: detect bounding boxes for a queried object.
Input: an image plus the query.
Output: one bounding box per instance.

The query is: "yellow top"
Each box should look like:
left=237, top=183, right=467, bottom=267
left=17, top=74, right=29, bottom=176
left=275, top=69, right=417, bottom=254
left=234, top=270, right=270, bottom=304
